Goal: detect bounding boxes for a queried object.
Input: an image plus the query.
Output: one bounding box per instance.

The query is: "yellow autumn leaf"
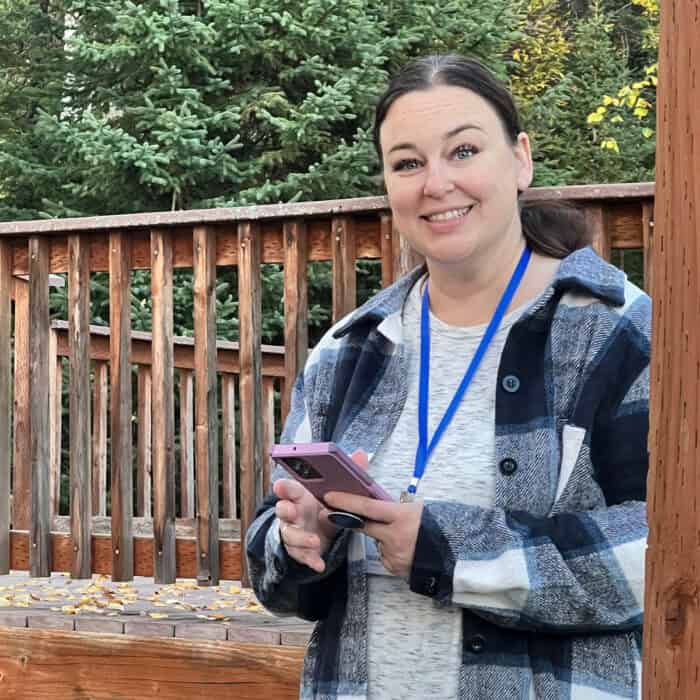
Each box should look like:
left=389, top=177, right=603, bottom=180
left=228, top=586, right=241, bottom=595
left=148, top=612, right=169, bottom=619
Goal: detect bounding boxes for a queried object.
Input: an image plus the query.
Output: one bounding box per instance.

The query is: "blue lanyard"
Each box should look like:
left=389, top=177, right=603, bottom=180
left=408, top=247, right=531, bottom=498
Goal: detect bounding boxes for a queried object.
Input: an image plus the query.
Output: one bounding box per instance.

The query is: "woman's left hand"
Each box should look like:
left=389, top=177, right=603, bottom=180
left=323, top=491, right=423, bottom=579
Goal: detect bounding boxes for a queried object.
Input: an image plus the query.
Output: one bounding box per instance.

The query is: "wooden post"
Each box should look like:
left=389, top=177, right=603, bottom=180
left=151, top=228, right=176, bottom=584
left=0, top=241, right=11, bottom=573
left=136, top=366, right=152, bottom=519
left=29, top=236, right=51, bottom=577
left=68, top=234, right=92, bottom=578
left=643, top=1, right=700, bottom=697
left=380, top=214, right=394, bottom=287
left=282, top=220, right=308, bottom=422
left=12, top=279, right=30, bottom=531
left=331, top=216, right=356, bottom=323
left=109, top=232, right=133, bottom=582
left=238, top=221, right=263, bottom=585
left=48, top=333, right=62, bottom=519
left=92, top=361, right=108, bottom=517
left=261, top=377, right=276, bottom=496
left=193, top=225, right=219, bottom=586
left=221, top=374, right=237, bottom=519
left=178, top=369, right=195, bottom=518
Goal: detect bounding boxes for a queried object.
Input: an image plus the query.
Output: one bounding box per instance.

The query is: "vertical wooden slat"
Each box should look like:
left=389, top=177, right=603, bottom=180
left=151, top=228, right=176, bottom=584
left=380, top=214, right=395, bottom=287
left=92, top=361, right=108, bottom=517
left=643, top=1, right=700, bottom=696
left=642, top=201, right=654, bottom=296
left=193, top=225, right=219, bottom=586
left=29, top=236, right=51, bottom=577
left=262, top=377, right=276, bottom=496
left=12, top=279, right=30, bottom=530
left=238, top=221, right=263, bottom=584
left=392, top=222, right=424, bottom=278
left=221, top=374, right=237, bottom=519
left=109, top=232, right=133, bottom=582
left=137, top=366, right=152, bottom=518
left=68, top=234, right=92, bottom=579
left=282, top=220, right=308, bottom=422
left=0, top=241, right=12, bottom=573
left=586, top=205, right=610, bottom=261
left=331, top=216, right=356, bottom=323
left=178, top=369, right=195, bottom=518
left=48, top=331, right=61, bottom=519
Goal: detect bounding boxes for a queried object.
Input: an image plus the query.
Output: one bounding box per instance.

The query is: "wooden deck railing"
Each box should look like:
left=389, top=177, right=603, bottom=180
left=0, top=182, right=655, bottom=585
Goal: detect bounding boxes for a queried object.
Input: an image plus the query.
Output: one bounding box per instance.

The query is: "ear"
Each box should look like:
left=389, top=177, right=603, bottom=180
left=513, top=132, right=533, bottom=191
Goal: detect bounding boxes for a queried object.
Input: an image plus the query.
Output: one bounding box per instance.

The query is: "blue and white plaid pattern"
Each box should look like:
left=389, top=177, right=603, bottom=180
left=246, top=247, right=649, bottom=699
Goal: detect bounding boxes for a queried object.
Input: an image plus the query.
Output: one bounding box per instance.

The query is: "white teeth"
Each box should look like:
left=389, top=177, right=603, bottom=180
left=426, top=206, right=472, bottom=222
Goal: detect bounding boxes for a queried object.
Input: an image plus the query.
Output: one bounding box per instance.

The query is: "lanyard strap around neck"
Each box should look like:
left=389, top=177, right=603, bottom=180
left=409, top=246, right=532, bottom=497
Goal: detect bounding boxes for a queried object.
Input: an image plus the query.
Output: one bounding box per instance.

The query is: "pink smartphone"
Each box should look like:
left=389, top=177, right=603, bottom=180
left=270, top=442, right=393, bottom=528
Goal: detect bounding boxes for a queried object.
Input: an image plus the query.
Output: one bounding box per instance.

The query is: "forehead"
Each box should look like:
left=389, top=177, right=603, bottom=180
left=380, top=85, right=505, bottom=148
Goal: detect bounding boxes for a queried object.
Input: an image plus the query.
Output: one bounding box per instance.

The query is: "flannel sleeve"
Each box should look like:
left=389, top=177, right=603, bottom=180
left=409, top=328, right=649, bottom=633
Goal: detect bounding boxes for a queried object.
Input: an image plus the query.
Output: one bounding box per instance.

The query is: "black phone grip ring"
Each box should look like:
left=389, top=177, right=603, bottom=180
left=327, top=511, right=365, bottom=529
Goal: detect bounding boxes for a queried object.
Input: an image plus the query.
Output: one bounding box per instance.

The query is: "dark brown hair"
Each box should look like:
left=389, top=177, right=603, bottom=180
left=373, top=54, right=591, bottom=258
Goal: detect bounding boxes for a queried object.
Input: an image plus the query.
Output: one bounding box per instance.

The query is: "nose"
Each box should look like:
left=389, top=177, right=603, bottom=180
left=422, top=162, right=455, bottom=198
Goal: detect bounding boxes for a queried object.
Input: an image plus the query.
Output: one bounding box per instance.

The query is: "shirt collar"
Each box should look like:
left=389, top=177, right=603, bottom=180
left=333, top=246, right=626, bottom=340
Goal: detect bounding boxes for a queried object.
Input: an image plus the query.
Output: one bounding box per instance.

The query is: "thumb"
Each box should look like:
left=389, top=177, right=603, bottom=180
left=350, top=449, right=369, bottom=471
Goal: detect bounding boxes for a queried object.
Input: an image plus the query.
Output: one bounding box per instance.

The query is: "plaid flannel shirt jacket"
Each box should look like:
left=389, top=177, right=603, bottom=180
left=246, top=246, right=650, bottom=700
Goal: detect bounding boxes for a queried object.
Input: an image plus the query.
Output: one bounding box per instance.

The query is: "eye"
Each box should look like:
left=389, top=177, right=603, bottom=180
left=453, top=144, right=477, bottom=160
left=392, top=158, right=422, bottom=172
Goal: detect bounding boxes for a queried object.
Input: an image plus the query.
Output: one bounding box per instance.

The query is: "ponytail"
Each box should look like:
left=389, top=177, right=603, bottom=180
left=520, top=200, right=592, bottom=259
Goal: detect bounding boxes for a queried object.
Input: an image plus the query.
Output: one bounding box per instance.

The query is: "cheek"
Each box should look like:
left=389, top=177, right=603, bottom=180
left=386, top=179, right=419, bottom=218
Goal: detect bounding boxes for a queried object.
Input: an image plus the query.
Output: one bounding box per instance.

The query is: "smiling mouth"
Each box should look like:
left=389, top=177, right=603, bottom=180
left=422, top=206, right=473, bottom=222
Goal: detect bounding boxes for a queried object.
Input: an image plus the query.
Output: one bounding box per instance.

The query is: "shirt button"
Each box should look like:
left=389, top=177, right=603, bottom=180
left=424, top=576, right=437, bottom=595
left=502, top=374, right=521, bottom=393
left=469, top=634, right=486, bottom=654
left=499, top=458, right=518, bottom=476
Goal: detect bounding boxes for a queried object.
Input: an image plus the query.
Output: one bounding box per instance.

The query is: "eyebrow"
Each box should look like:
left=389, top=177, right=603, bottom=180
left=387, top=123, right=484, bottom=155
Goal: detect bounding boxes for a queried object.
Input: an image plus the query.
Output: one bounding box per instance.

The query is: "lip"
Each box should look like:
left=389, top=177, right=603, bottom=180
left=421, top=205, right=473, bottom=233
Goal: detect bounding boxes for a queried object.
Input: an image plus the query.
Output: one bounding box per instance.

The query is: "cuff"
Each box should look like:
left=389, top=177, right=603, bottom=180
left=409, top=504, right=454, bottom=601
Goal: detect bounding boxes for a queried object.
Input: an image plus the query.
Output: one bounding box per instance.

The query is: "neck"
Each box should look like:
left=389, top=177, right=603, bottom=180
left=425, top=242, right=560, bottom=327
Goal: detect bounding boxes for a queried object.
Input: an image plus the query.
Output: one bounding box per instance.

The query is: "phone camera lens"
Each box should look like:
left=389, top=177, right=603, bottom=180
left=286, top=457, right=319, bottom=480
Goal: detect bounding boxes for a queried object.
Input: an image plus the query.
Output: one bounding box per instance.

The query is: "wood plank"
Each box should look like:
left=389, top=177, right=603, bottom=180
left=282, top=220, right=308, bottom=421
left=151, top=229, right=176, bottom=584
left=109, top=232, right=133, bottom=582
left=643, top=1, right=700, bottom=696
left=29, top=236, right=52, bottom=577
left=137, top=366, right=152, bottom=518
left=68, top=234, right=92, bottom=579
left=193, top=225, right=219, bottom=586
left=331, top=216, right=356, bottom=322
left=178, top=370, right=195, bottom=518
left=0, top=627, right=304, bottom=700
left=48, top=336, right=62, bottom=519
left=91, top=361, right=108, bottom=516
left=586, top=204, right=610, bottom=260
left=262, top=378, right=276, bottom=496
left=9, top=531, right=243, bottom=581
left=52, top=321, right=287, bottom=377
left=642, top=201, right=654, bottom=295
left=221, top=374, right=237, bottom=519
left=380, top=214, right=394, bottom=287
left=237, top=222, right=264, bottom=585
left=0, top=241, right=11, bottom=573
left=12, top=279, right=30, bottom=530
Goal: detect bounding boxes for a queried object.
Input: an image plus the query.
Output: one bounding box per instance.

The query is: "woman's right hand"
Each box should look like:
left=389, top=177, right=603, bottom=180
left=273, top=449, right=368, bottom=573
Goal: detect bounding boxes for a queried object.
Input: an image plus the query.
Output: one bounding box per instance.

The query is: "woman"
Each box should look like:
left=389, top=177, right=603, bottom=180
left=246, top=54, right=649, bottom=699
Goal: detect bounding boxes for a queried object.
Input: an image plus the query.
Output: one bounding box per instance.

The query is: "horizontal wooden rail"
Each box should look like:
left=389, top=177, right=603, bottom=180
left=0, top=627, right=304, bottom=700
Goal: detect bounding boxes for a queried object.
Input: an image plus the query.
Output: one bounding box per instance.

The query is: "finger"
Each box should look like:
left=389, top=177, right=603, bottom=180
left=350, top=449, right=369, bottom=471
left=275, top=499, right=298, bottom=524
left=273, top=478, right=307, bottom=503
left=286, top=547, right=326, bottom=573
left=324, top=492, right=396, bottom=523
left=280, top=523, right=321, bottom=550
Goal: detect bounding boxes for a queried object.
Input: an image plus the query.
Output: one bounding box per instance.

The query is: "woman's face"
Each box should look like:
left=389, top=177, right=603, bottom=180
left=379, top=85, right=533, bottom=272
